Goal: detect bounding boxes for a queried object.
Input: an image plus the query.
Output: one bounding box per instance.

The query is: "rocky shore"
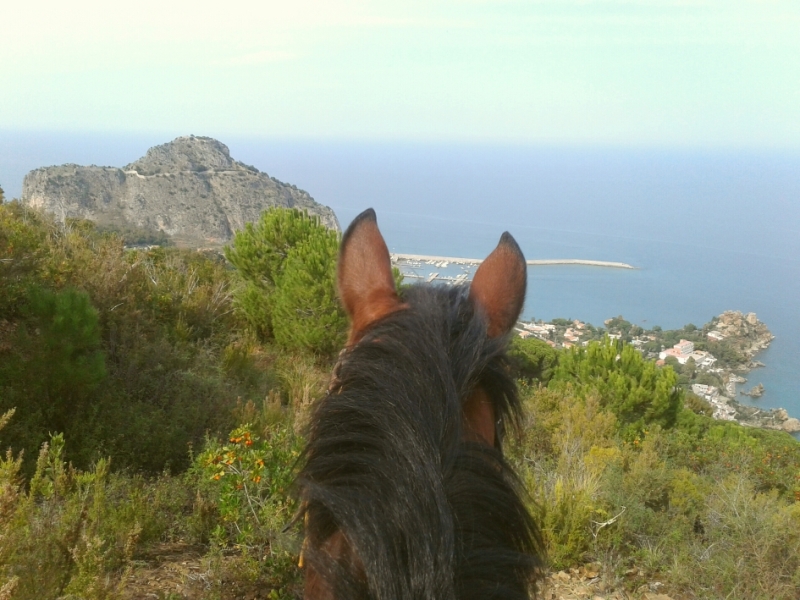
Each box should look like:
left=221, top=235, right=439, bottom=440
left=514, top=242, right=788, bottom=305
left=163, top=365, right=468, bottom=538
left=702, top=311, right=799, bottom=433
left=706, top=393, right=800, bottom=433
left=741, top=383, right=765, bottom=398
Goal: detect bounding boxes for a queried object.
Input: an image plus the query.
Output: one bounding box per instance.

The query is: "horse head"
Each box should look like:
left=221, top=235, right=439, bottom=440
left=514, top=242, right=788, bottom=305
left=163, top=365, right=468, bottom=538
left=298, top=208, right=543, bottom=599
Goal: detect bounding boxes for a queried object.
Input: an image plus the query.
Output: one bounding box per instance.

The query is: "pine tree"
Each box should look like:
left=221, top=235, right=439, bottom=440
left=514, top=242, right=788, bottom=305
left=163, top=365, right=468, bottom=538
left=0, top=286, right=106, bottom=461
left=551, top=337, right=682, bottom=436
left=271, top=230, right=346, bottom=356
left=225, top=208, right=346, bottom=354
left=508, top=336, right=559, bottom=383
left=225, top=208, right=325, bottom=287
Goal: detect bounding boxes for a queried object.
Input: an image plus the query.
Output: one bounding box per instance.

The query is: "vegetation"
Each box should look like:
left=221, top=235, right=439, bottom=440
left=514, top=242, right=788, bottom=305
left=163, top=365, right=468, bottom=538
left=524, top=313, right=769, bottom=398
left=0, top=201, right=798, bottom=599
left=550, top=339, right=683, bottom=436
left=225, top=208, right=346, bottom=356
left=508, top=336, right=559, bottom=384
left=94, top=222, right=174, bottom=247
left=269, top=227, right=346, bottom=356
left=0, top=202, right=251, bottom=475
left=512, top=386, right=800, bottom=598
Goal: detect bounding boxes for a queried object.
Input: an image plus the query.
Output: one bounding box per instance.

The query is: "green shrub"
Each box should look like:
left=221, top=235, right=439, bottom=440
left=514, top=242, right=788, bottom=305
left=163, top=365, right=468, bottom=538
left=508, top=336, right=559, bottom=384
left=271, top=230, right=346, bottom=357
left=0, top=286, right=106, bottom=472
left=0, top=204, right=255, bottom=473
left=225, top=208, right=346, bottom=356
left=512, top=388, right=620, bottom=568
left=226, top=208, right=332, bottom=340
left=194, top=412, right=304, bottom=595
left=0, top=409, right=202, bottom=600
left=0, top=202, right=50, bottom=317
left=551, top=338, right=683, bottom=437
left=672, top=474, right=800, bottom=599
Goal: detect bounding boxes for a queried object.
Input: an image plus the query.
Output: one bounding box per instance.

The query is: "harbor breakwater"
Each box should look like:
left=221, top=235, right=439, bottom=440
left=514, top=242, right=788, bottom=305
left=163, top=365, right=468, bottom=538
left=392, top=253, right=635, bottom=270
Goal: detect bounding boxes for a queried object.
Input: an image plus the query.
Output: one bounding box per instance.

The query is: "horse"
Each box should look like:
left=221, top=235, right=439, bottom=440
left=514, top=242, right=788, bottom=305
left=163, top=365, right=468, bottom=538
left=296, top=208, right=544, bottom=599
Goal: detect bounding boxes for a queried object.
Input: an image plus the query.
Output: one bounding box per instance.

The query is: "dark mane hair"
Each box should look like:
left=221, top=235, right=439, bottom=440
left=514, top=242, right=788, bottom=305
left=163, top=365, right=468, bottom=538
left=297, top=282, right=544, bottom=599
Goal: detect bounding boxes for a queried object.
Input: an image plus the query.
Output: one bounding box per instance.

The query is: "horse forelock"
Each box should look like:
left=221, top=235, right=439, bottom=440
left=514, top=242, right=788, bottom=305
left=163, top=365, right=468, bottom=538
left=297, top=283, right=543, bottom=600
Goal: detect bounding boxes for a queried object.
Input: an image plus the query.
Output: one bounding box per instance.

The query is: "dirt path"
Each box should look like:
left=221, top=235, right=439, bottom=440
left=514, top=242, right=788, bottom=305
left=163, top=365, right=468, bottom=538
left=119, top=545, right=678, bottom=600
left=120, top=543, right=211, bottom=599
left=541, top=566, right=677, bottom=600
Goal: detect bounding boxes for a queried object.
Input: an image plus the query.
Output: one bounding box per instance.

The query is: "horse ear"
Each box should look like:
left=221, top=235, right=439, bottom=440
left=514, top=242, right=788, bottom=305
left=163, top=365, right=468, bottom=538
left=469, top=232, right=527, bottom=338
left=338, top=208, right=403, bottom=343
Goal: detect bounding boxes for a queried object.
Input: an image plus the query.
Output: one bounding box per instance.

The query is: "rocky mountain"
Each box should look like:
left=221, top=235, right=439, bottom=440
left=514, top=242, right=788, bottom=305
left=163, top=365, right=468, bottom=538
left=21, top=136, right=339, bottom=246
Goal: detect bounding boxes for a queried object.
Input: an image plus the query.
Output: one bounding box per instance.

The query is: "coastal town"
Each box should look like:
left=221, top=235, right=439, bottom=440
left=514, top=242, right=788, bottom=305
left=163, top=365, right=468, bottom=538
left=515, top=311, right=800, bottom=434
left=390, top=254, right=799, bottom=435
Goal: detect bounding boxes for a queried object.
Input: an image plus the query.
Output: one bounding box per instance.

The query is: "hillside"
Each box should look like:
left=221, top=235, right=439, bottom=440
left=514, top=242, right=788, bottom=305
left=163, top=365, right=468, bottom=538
left=20, top=136, right=339, bottom=246
left=1, top=204, right=798, bottom=600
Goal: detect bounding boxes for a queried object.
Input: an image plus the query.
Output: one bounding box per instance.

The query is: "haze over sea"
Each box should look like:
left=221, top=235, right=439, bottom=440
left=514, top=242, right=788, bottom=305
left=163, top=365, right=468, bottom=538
left=1, top=132, right=799, bottom=425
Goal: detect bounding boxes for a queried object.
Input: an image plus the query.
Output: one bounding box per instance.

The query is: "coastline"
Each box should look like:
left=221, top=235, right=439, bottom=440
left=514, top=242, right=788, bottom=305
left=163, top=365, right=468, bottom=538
left=516, top=311, right=800, bottom=435
left=393, top=255, right=797, bottom=436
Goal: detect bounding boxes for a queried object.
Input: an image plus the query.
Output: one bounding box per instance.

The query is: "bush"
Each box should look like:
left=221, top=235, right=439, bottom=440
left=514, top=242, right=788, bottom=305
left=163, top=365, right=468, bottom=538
left=510, top=388, right=619, bottom=568
left=0, top=204, right=260, bottom=473
left=0, top=286, right=106, bottom=471
left=0, top=202, right=50, bottom=317
left=193, top=407, right=304, bottom=596
left=0, top=417, right=194, bottom=600
left=686, top=475, right=800, bottom=599
left=508, top=336, right=559, bottom=384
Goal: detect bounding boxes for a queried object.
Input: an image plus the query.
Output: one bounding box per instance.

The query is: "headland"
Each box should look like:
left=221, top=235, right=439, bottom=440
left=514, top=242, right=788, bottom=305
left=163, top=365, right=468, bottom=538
left=517, top=311, right=800, bottom=434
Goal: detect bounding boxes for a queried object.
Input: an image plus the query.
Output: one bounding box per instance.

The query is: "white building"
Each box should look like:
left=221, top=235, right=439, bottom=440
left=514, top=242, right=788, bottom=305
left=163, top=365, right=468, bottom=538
left=659, top=339, right=696, bottom=364
left=522, top=322, right=555, bottom=340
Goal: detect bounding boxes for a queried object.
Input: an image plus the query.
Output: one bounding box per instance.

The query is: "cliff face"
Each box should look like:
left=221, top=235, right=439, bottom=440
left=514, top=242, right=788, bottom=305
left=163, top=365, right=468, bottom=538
left=21, top=136, right=339, bottom=246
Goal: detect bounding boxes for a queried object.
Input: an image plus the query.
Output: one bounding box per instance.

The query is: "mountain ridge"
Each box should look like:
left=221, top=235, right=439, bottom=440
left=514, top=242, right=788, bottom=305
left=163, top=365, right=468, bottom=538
left=21, top=135, right=339, bottom=246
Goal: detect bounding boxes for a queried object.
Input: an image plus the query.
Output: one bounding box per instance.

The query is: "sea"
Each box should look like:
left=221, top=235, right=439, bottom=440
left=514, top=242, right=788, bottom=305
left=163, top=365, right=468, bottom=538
left=1, top=132, right=799, bottom=431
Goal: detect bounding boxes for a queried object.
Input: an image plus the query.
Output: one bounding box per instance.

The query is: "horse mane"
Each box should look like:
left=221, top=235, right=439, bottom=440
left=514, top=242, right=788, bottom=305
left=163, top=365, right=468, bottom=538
left=297, top=283, right=544, bottom=599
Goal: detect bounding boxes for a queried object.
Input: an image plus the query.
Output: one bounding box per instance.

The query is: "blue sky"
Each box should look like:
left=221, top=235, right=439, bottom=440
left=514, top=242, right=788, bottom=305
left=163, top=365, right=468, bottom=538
left=1, top=0, right=799, bottom=146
